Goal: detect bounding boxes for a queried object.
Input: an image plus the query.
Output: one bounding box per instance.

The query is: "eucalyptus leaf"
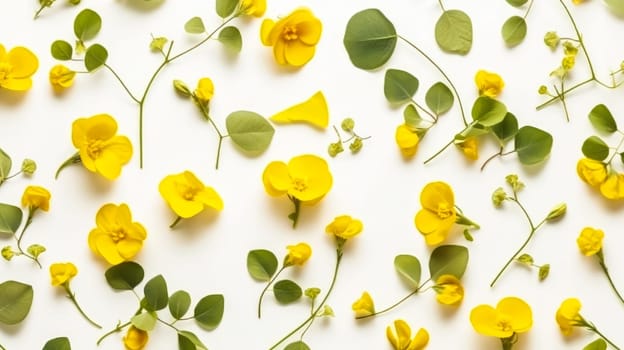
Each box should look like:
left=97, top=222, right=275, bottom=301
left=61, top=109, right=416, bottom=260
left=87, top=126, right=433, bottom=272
left=178, top=331, right=208, bottom=350
left=218, top=26, right=242, bottom=53
left=216, top=0, right=238, bottom=18
left=51, top=40, right=73, bottom=61
left=588, top=104, right=617, bottom=133
left=42, top=337, right=71, bottom=350
left=501, top=16, right=527, bottom=47
left=425, top=82, right=454, bottom=115
left=74, top=9, right=102, bottom=41
left=506, top=0, right=528, bottom=6
left=343, top=9, right=397, bottom=70
left=131, top=311, right=157, bottom=331
left=490, top=113, right=518, bottom=145
left=435, top=10, right=473, bottom=55
left=582, top=136, right=610, bottom=161
left=194, top=294, right=224, bottom=330
left=394, top=254, right=422, bottom=289
left=273, top=280, right=302, bottom=304
left=429, top=245, right=469, bottom=281
left=169, top=290, right=192, bottom=319
left=0, top=281, right=33, bottom=325
left=583, top=338, right=607, bottom=350
left=0, top=203, right=23, bottom=235
left=144, top=275, right=169, bottom=311
left=105, top=261, right=144, bottom=290
left=84, top=44, right=108, bottom=72
left=285, top=341, right=311, bottom=350
left=514, top=126, right=553, bottom=165
left=185, top=17, right=206, bottom=34
left=0, top=148, right=11, bottom=181
left=226, top=111, right=275, bottom=154
left=403, top=104, right=423, bottom=128
left=472, top=96, right=508, bottom=127
left=247, top=249, right=278, bottom=281
left=384, top=69, right=419, bottom=104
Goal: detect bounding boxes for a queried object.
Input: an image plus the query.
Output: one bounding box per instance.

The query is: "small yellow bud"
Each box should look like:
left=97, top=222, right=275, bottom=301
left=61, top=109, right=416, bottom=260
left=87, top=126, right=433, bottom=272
left=544, top=31, right=560, bottom=49
left=538, top=264, right=550, bottom=281
left=492, top=187, right=507, bottom=207
left=563, top=41, right=578, bottom=56
left=562, top=55, right=576, bottom=71
left=505, top=174, right=524, bottom=192
left=150, top=37, right=168, bottom=52
left=68, top=0, right=80, bottom=5
left=320, top=305, right=335, bottom=317
left=304, top=287, right=321, bottom=299
left=538, top=85, right=549, bottom=95
left=27, top=244, right=46, bottom=258
left=517, top=254, right=534, bottom=266
left=328, top=142, right=344, bottom=157
left=1, top=246, right=14, bottom=261
left=341, top=118, right=355, bottom=132
left=349, top=138, right=363, bottom=153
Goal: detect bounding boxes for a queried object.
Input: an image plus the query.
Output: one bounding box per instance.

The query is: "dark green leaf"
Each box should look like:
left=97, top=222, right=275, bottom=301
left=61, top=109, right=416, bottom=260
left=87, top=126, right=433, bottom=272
left=218, top=26, right=242, bottom=53
left=105, top=261, right=144, bottom=290
left=74, top=9, right=102, bottom=41
left=394, top=255, right=421, bottom=289
left=84, top=44, right=108, bottom=72
left=582, top=136, right=610, bottom=161
left=429, top=245, right=469, bottom=280
left=226, top=111, right=275, bottom=154
left=194, top=294, right=224, bottom=330
left=490, top=113, right=518, bottom=145
left=130, top=311, right=157, bottom=331
left=273, top=280, right=302, bottom=304
left=285, top=341, right=311, bottom=350
left=144, top=275, right=168, bottom=311
left=583, top=339, right=607, bottom=350
left=425, top=82, right=454, bottom=115
left=514, top=126, right=553, bottom=165
left=216, top=0, right=238, bottom=18
left=0, top=203, right=22, bottom=235
left=589, top=104, right=618, bottom=133
left=169, top=290, right=192, bottom=319
left=501, top=16, right=527, bottom=47
left=435, top=10, right=473, bottom=55
left=184, top=17, right=205, bottom=34
left=51, top=40, right=73, bottom=61
left=506, top=0, right=528, bottom=6
left=43, top=337, right=71, bottom=350
left=472, top=96, right=508, bottom=127
left=384, top=69, right=419, bottom=104
left=178, top=331, right=208, bottom=350
left=0, top=281, right=33, bottom=325
left=403, top=104, right=422, bottom=128
left=0, top=148, right=11, bottom=181
left=247, top=249, right=278, bottom=281
left=343, top=9, right=397, bottom=70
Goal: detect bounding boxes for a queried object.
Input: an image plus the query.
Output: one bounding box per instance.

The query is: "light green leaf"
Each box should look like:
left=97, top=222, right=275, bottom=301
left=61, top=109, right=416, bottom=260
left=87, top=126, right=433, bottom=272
left=0, top=148, right=11, bottom=181
left=501, top=16, right=527, bottom=47
left=384, top=69, right=419, bottom=104
left=0, top=281, right=33, bottom=325
left=285, top=341, right=311, bottom=350
left=216, top=0, right=238, bottom=18
left=84, top=44, right=108, bottom=72
left=194, top=294, right=224, bottom=330
left=605, top=0, right=624, bottom=16
left=435, top=10, right=473, bottom=55
left=425, top=82, right=454, bottom=115
left=184, top=17, right=205, bottom=34
left=226, top=111, right=275, bottom=154
left=582, top=136, right=610, bottom=161
left=455, top=123, right=488, bottom=141
left=429, top=245, right=469, bottom=281
left=490, top=113, right=518, bottom=145
left=273, top=280, right=302, bottom=304
left=343, top=9, right=397, bottom=70
left=178, top=331, right=208, bottom=350
left=472, top=96, right=508, bottom=127
left=0, top=203, right=22, bottom=235
left=394, top=255, right=421, bottom=289
left=105, top=261, right=144, bottom=290
left=218, top=26, right=242, bottom=53
left=169, top=290, right=192, bottom=320
left=43, top=337, right=71, bottom=350
left=51, top=40, right=73, bottom=61
left=538, top=264, right=550, bottom=281
left=144, top=275, right=169, bottom=311
left=506, top=0, right=528, bottom=6
left=131, top=311, right=157, bottom=331
left=589, top=104, right=618, bottom=133
left=403, top=104, right=422, bottom=128
left=514, top=126, right=553, bottom=165
left=74, top=9, right=102, bottom=41
left=247, top=249, right=278, bottom=281
left=583, top=339, right=607, bottom=350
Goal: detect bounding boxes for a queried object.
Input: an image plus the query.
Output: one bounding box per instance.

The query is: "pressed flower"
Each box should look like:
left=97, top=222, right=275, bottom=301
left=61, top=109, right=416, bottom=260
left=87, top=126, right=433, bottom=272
left=49, top=262, right=77, bottom=287
left=456, top=137, right=478, bottom=160
left=261, top=8, right=322, bottom=67
left=49, top=64, right=76, bottom=89
left=0, top=44, right=39, bottom=91
left=577, top=227, right=604, bottom=256
left=88, top=203, right=147, bottom=265
left=240, top=0, right=266, bottom=17
left=269, top=91, right=329, bottom=128
left=470, top=297, right=533, bottom=339
left=475, top=70, right=504, bottom=98
left=576, top=159, right=607, bottom=186
left=395, top=124, right=419, bottom=158
left=386, top=319, right=429, bottom=350
left=123, top=326, right=148, bottom=350
left=434, top=274, right=464, bottom=306
left=414, top=182, right=457, bottom=245
left=194, top=77, right=214, bottom=105
left=325, top=215, right=363, bottom=240
left=555, top=298, right=582, bottom=335
left=21, top=185, right=51, bottom=211
left=352, top=291, right=375, bottom=318
left=599, top=173, right=624, bottom=200
left=70, top=114, right=133, bottom=180
left=284, top=242, right=312, bottom=266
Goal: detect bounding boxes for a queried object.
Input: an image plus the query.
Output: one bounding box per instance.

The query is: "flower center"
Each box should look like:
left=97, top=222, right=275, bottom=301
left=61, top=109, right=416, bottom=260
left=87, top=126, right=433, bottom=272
left=110, top=228, right=127, bottom=243
left=292, top=177, right=308, bottom=192
left=87, top=140, right=105, bottom=159
left=283, top=26, right=299, bottom=41
left=0, top=62, right=12, bottom=82
left=436, top=202, right=453, bottom=219
left=496, top=314, right=513, bottom=332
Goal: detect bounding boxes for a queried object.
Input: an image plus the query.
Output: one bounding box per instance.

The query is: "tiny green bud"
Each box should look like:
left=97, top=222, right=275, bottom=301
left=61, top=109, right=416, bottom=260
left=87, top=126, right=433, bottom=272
left=341, top=118, right=355, bottom=132
left=563, top=41, right=578, bottom=57
left=349, top=137, right=363, bottom=153
left=319, top=305, right=334, bottom=317
left=75, top=40, right=86, bottom=55
left=328, top=142, right=344, bottom=157
left=505, top=174, right=524, bottom=193
left=68, top=0, right=80, bottom=5
left=150, top=37, right=168, bottom=52
left=517, top=253, right=534, bottom=266
left=538, top=264, right=550, bottom=281
left=562, top=55, right=576, bottom=71
left=538, top=85, right=548, bottom=95
left=543, top=31, right=559, bottom=49
left=173, top=80, right=192, bottom=97
left=27, top=244, right=46, bottom=258
left=1, top=246, right=14, bottom=261
left=304, top=287, right=321, bottom=299
left=463, top=229, right=474, bottom=242
left=492, top=187, right=507, bottom=207
left=21, top=159, right=36, bottom=175
left=546, top=203, right=566, bottom=221
left=39, top=0, right=55, bottom=7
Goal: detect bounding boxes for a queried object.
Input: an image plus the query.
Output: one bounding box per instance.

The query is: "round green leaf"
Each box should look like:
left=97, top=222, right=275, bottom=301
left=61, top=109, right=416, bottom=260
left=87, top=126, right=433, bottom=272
left=273, top=280, right=302, bottom=304
left=178, top=331, right=208, bottom=350
left=583, top=339, right=607, bottom=350
left=384, top=69, right=419, bottom=104
left=343, top=9, right=397, bottom=70
left=472, top=96, right=508, bottom=126
left=218, top=26, right=242, bottom=53
left=144, top=275, right=169, bottom=311
left=216, top=0, right=238, bottom=18
left=194, top=294, right=224, bottom=330
left=0, top=203, right=23, bottom=236
left=394, top=254, right=422, bottom=289
left=0, top=281, right=33, bottom=325
left=425, top=82, right=454, bottom=115
left=506, top=0, right=528, bottom=6
left=185, top=17, right=205, bottom=34
left=501, top=16, right=527, bottom=47
left=605, top=0, right=624, bottom=16
left=130, top=311, right=157, bottom=331
left=582, top=136, right=610, bottom=161
left=43, top=337, right=71, bottom=350
left=225, top=111, right=275, bottom=154
left=429, top=245, right=469, bottom=281
left=169, top=290, right=192, bottom=319
left=51, top=40, right=73, bottom=61
left=74, top=9, right=102, bottom=41
left=0, top=147, right=12, bottom=182
left=435, top=10, right=473, bottom=55
left=490, top=112, right=519, bottom=145
left=104, top=261, right=145, bottom=290
left=247, top=249, right=278, bottom=281
left=514, top=126, right=553, bottom=165
left=84, top=44, right=108, bottom=72
left=589, top=104, right=617, bottom=133
left=403, top=104, right=422, bottom=127
left=285, top=341, right=311, bottom=350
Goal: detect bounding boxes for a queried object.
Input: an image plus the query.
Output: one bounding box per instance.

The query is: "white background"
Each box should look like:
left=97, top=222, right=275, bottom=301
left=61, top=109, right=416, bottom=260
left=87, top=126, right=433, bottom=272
left=1, top=0, right=624, bottom=349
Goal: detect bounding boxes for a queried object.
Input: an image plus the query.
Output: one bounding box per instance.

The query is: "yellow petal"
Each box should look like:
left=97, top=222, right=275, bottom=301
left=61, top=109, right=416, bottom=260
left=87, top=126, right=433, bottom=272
left=297, top=18, right=322, bottom=45
left=270, top=91, right=328, bottom=128
left=470, top=305, right=513, bottom=338
left=1, top=78, right=32, bottom=91
left=420, top=182, right=455, bottom=211
left=288, top=154, right=332, bottom=202
left=8, top=47, right=39, bottom=78
left=125, top=222, right=147, bottom=241
left=262, top=161, right=290, bottom=197
left=95, top=137, right=133, bottom=180
left=72, top=114, right=118, bottom=148
left=284, top=40, right=316, bottom=67
left=260, top=19, right=277, bottom=46
left=0, top=44, right=6, bottom=59
left=497, top=297, right=533, bottom=333
left=272, top=38, right=288, bottom=65
left=195, top=187, right=224, bottom=211
left=599, top=173, right=624, bottom=199
left=394, top=320, right=412, bottom=349
left=116, top=239, right=143, bottom=260
left=95, top=204, right=120, bottom=232
left=386, top=326, right=399, bottom=349
left=95, top=234, right=123, bottom=265
left=408, top=328, right=429, bottom=350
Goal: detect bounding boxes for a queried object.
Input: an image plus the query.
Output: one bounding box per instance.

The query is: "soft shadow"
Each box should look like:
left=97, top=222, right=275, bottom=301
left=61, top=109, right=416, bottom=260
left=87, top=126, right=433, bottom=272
left=0, top=322, right=23, bottom=336
left=520, top=159, right=549, bottom=178
left=85, top=172, right=115, bottom=195
left=437, top=304, right=461, bottom=320
left=168, top=209, right=221, bottom=238
left=115, top=0, right=165, bottom=13
left=0, top=91, right=28, bottom=107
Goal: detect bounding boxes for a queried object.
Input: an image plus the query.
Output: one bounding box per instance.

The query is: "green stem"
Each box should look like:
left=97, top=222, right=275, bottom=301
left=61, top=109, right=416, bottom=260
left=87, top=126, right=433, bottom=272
left=598, top=256, right=624, bottom=306
left=587, top=324, right=621, bottom=350
left=288, top=196, right=301, bottom=229
left=15, top=209, right=41, bottom=268
left=437, top=0, right=446, bottom=12
left=269, top=249, right=343, bottom=350
left=480, top=147, right=504, bottom=172
left=97, top=321, right=131, bottom=345
left=157, top=317, right=181, bottom=332
left=356, top=289, right=419, bottom=320
left=606, top=135, right=624, bottom=165
left=258, top=266, right=287, bottom=319
left=169, top=216, right=182, bottom=228
left=103, top=64, right=140, bottom=104
left=558, top=0, right=595, bottom=78
left=66, top=286, right=102, bottom=328
left=410, top=99, right=437, bottom=122
left=4, top=171, right=23, bottom=181
left=523, top=0, right=535, bottom=20
left=536, top=78, right=593, bottom=110
left=34, top=4, right=47, bottom=19
left=423, top=139, right=454, bottom=165
left=55, top=152, right=81, bottom=179
left=197, top=102, right=226, bottom=169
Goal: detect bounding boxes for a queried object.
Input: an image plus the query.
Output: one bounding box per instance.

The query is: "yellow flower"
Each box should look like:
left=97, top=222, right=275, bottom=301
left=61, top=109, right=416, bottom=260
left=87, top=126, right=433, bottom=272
left=123, top=326, right=149, bottom=350
left=386, top=320, right=429, bottom=350
left=395, top=124, right=419, bottom=158
left=475, top=70, right=504, bottom=98
left=240, top=0, right=266, bottom=17
left=159, top=170, right=223, bottom=219
left=0, top=44, right=38, bottom=91
left=71, top=114, right=133, bottom=180
left=456, top=137, right=478, bottom=160
left=260, top=8, right=322, bottom=67
left=49, top=262, right=78, bottom=287
left=325, top=215, right=363, bottom=240
left=555, top=298, right=582, bottom=335
left=269, top=91, right=329, bottom=129
left=88, top=203, right=147, bottom=265
left=599, top=173, right=624, bottom=200
left=577, top=227, right=604, bottom=257
left=21, top=185, right=51, bottom=212
left=194, top=77, right=214, bottom=105
left=434, top=274, right=464, bottom=306
left=470, top=297, right=533, bottom=338
left=352, top=291, right=375, bottom=318
left=414, top=182, right=457, bottom=245
left=572, top=0, right=585, bottom=4
left=576, top=158, right=607, bottom=186
left=49, top=64, right=76, bottom=89
left=284, top=242, right=312, bottom=266
left=263, top=154, right=332, bottom=203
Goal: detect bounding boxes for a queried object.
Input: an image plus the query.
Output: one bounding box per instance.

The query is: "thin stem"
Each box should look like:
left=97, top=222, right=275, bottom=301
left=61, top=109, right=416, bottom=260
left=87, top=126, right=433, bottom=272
left=423, top=139, right=454, bottom=165
left=258, top=266, right=287, bottom=318
left=197, top=102, right=226, bottom=169
left=598, top=257, right=624, bottom=305
left=356, top=289, right=419, bottom=320
left=34, top=4, right=47, bottom=19
left=103, top=64, right=140, bottom=103
left=55, top=152, right=81, bottom=180
left=15, top=209, right=41, bottom=268
left=97, top=321, right=131, bottom=345
left=558, top=0, right=595, bottom=78
left=411, top=99, right=437, bottom=122
left=553, top=83, right=570, bottom=122
left=4, top=170, right=23, bottom=181
left=288, top=196, right=301, bottom=229
left=588, top=324, right=621, bottom=350
left=66, top=286, right=102, bottom=328
left=606, top=135, right=624, bottom=164
left=523, top=0, right=535, bottom=20
left=480, top=147, right=504, bottom=172
left=437, top=0, right=446, bottom=12
left=169, top=216, right=182, bottom=229
left=157, top=317, right=181, bottom=332
left=536, top=78, right=593, bottom=110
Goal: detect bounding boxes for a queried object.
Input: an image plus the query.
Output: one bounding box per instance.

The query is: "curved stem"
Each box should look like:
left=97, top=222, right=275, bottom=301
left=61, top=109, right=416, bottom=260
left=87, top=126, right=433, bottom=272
left=169, top=216, right=182, bottom=228
left=288, top=196, right=301, bottom=229
left=523, top=0, right=535, bottom=20
left=480, top=147, right=504, bottom=172
left=103, top=64, right=140, bottom=104
left=66, top=286, right=102, bottom=328
left=157, top=317, right=181, bottom=332
left=588, top=324, right=621, bottom=350
left=196, top=102, right=226, bottom=169
left=599, top=258, right=624, bottom=306
left=356, top=289, right=419, bottom=320
left=15, top=209, right=41, bottom=268
left=55, top=152, right=81, bottom=180
left=558, top=0, right=595, bottom=78
left=536, top=78, right=593, bottom=110
left=411, top=99, right=437, bottom=122
left=423, top=139, right=454, bottom=165
left=606, top=135, right=624, bottom=165
left=258, top=266, right=287, bottom=318
left=97, top=321, right=131, bottom=345
left=34, top=4, right=47, bottom=19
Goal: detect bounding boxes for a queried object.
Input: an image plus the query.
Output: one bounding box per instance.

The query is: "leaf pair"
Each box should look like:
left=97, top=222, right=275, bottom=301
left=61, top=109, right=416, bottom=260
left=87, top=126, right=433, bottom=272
left=582, top=104, right=620, bottom=162
left=247, top=250, right=303, bottom=304
left=185, top=17, right=242, bottom=53
left=384, top=69, right=454, bottom=117
left=394, top=245, right=469, bottom=289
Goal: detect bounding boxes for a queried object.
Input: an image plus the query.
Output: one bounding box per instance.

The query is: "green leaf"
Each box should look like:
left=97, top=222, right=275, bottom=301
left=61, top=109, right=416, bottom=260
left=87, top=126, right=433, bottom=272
left=514, top=126, right=553, bottom=165
left=169, top=290, right=192, bottom=320
left=588, top=104, right=618, bottom=133
left=0, top=281, right=33, bottom=325
left=178, top=331, right=208, bottom=350
left=144, top=275, right=168, bottom=311
left=538, top=264, right=550, bottom=281
left=501, top=16, right=527, bottom=47
left=343, top=9, right=397, bottom=70
left=218, top=26, right=242, bottom=53
left=506, top=0, right=528, bottom=6
left=583, top=339, right=607, bottom=350
left=273, top=280, right=302, bottom=304
left=216, top=0, right=238, bottom=18
left=394, top=255, right=421, bottom=289
left=472, top=96, right=508, bottom=127
left=184, top=17, right=206, bottom=34
left=582, top=136, right=610, bottom=161
left=403, top=104, right=422, bottom=128
left=285, top=341, right=311, bottom=350
left=435, top=10, right=473, bottom=55
left=131, top=311, right=157, bottom=331
left=43, top=337, right=71, bottom=350
left=84, top=44, right=108, bottom=72
left=425, top=82, right=454, bottom=115
left=384, top=69, right=419, bottom=104
left=51, top=40, right=73, bottom=61
left=0, top=203, right=22, bottom=235
left=226, top=111, right=275, bottom=154
left=105, top=261, right=145, bottom=290
left=455, top=123, right=488, bottom=141
left=0, top=148, right=11, bottom=181
left=194, top=294, right=224, bottom=330
left=74, top=9, right=102, bottom=41
left=247, top=249, right=278, bottom=281
left=490, top=113, right=519, bottom=145
left=605, top=0, right=624, bottom=16
left=429, top=245, right=469, bottom=281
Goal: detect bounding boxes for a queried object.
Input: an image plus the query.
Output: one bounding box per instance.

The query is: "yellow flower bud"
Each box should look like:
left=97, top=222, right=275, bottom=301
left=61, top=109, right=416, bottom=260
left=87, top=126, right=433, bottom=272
left=599, top=173, right=624, bottom=199
left=492, top=187, right=507, bottom=207
left=123, top=326, right=149, bottom=350
left=475, top=70, right=505, bottom=98
left=349, top=137, right=363, bottom=153
left=576, top=158, right=607, bottom=186
left=538, top=85, right=549, bottom=95
left=173, top=79, right=191, bottom=96
left=240, top=0, right=266, bottom=17
left=149, top=37, right=168, bottom=51
left=352, top=291, right=375, bottom=318
left=21, top=185, right=51, bottom=211
left=194, top=77, right=214, bottom=105
left=341, top=118, right=355, bottom=132
left=284, top=242, right=312, bottom=267
left=555, top=298, right=582, bottom=336
left=325, top=215, right=363, bottom=240
left=49, top=262, right=78, bottom=287
left=505, top=174, right=524, bottom=192
left=1, top=246, right=14, bottom=261
left=434, top=274, right=464, bottom=306
left=456, top=137, right=478, bottom=160
left=395, top=124, right=419, bottom=158
left=562, top=55, right=576, bottom=71
left=49, top=64, right=76, bottom=90
left=576, top=227, right=604, bottom=256
left=386, top=320, right=429, bottom=350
